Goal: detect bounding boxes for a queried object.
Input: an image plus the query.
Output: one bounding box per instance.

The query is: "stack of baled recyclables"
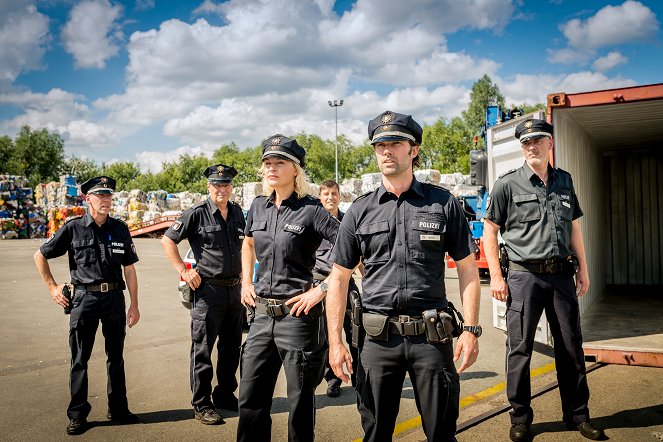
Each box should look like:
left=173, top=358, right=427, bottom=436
left=487, top=83, right=663, bottom=368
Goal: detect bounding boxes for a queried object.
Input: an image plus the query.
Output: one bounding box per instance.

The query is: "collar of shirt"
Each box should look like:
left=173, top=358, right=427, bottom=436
left=377, top=175, right=425, bottom=204
left=205, top=196, right=223, bottom=216
left=521, top=161, right=558, bottom=184
left=265, top=190, right=300, bottom=208
left=83, top=213, right=109, bottom=228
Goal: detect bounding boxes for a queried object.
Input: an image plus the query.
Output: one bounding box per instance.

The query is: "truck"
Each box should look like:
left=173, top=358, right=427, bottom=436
left=486, top=83, right=663, bottom=367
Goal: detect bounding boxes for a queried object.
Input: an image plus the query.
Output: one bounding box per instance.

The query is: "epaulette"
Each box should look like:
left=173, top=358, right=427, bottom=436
left=555, top=167, right=571, bottom=176
left=498, top=168, right=518, bottom=179
left=191, top=201, right=207, bottom=210
left=63, top=214, right=84, bottom=224
left=111, top=216, right=128, bottom=226
left=424, top=182, right=452, bottom=193
left=352, top=191, right=372, bottom=203
left=305, top=194, right=321, bottom=203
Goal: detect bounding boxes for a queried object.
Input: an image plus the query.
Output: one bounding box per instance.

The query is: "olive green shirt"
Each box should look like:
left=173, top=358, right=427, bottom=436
left=485, top=162, right=583, bottom=262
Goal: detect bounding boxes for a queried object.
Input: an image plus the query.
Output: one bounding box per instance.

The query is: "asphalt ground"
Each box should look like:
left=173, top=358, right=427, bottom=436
left=2, top=238, right=659, bottom=441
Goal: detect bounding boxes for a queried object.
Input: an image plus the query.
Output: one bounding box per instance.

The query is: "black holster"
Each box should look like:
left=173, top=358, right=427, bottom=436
left=349, top=290, right=362, bottom=348
left=63, top=284, right=73, bottom=315
left=499, top=243, right=509, bottom=279
left=245, top=304, right=255, bottom=325
left=445, top=301, right=464, bottom=338
left=422, top=309, right=454, bottom=344
left=179, top=284, right=193, bottom=303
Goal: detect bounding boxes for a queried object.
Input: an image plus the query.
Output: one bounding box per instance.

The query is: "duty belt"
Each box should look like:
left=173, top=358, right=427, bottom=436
left=509, top=257, right=572, bottom=274
left=255, top=296, right=291, bottom=317
left=75, top=281, right=125, bottom=293
left=203, top=276, right=241, bottom=286
left=388, top=315, right=426, bottom=336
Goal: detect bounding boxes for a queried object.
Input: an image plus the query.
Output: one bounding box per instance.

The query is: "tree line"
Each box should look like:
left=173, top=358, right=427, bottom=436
left=0, top=76, right=543, bottom=193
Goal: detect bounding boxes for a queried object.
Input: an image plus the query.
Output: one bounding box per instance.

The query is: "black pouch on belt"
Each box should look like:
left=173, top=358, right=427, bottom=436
left=423, top=309, right=454, bottom=344
left=362, top=313, right=389, bottom=341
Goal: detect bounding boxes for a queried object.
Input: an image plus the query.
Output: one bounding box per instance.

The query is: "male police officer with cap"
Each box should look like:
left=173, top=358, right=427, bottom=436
left=34, top=176, right=140, bottom=435
left=326, top=111, right=481, bottom=441
left=161, top=164, right=246, bottom=425
left=483, top=119, right=605, bottom=442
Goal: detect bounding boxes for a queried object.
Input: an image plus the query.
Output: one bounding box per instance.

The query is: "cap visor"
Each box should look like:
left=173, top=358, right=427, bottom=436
left=88, top=189, right=113, bottom=195
left=262, top=152, right=297, bottom=163
left=208, top=178, right=232, bottom=184
left=519, top=133, right=551, bottom=143
left=371, top=135, right=411, bottom=145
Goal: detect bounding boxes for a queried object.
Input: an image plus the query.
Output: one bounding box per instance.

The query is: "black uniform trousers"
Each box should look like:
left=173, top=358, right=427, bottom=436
left=68, top=288, right=127, bottom=419
left=323, top=278, right=359, bottom=386
left=357, top=333, right=460, bottom=442
left=237, top=310, right=327, bottom=442
left=506, top=270, right=590, bottom=425
left=190, top=282, right=243, bottom=410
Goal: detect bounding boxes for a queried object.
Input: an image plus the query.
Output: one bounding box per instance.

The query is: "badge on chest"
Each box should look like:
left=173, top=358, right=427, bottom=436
left=284, top=223, right=304, bottom=233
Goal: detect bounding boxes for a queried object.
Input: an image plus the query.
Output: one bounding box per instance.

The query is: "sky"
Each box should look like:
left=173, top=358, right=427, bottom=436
left=1, top=0, right=661, bottom=172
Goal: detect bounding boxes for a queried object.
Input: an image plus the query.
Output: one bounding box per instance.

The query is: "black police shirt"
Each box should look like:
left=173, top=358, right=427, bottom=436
left=40, top=213, right=139, bottom=285
left=333, top=177, right=473, bottom=316
left=165, top=198, right=245, bottom=278
left=485, top=162, right=583, bottom=263
left=246, top=192, right=339, bottom=299
left=313, top=210, right=344, bottom=277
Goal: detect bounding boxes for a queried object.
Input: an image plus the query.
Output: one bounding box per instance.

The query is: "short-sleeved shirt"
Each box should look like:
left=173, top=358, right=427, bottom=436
left=485, top=162, right=583, bottom=262
left=313, top=210, right=344, bottom=277
left=164, top=198, right=245, bottom=278
left=245, top=192, right=339, bottom=299
left=40, top=213, right=139, bottom=285
left=332, top=177, right=473, bottom=316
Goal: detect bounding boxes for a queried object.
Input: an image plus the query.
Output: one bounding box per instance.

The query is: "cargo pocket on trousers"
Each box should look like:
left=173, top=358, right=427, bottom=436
left=506, top=300, right=524, bottom=341
left=356, top=367, right=376, bottom=424
left=191, top=318, right=206, bottom=343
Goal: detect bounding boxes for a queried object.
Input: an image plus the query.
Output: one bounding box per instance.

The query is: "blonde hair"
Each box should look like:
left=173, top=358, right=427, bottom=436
left=258, top=160, right=311, bottom=199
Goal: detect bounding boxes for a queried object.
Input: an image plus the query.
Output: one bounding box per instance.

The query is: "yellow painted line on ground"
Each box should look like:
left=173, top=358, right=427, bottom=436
left=352, top=362, right=557, bottom=442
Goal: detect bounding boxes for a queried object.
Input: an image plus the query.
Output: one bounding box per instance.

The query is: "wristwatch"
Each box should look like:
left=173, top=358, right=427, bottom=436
left=319, top=281, right=329, bottom=293
left=463, top=325, right=482, bottom=337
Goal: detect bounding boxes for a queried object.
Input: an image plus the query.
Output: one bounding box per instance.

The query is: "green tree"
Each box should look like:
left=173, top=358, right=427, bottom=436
left=345, top=140, right=378, bottom=177
left=295, top=133, right=335, bottom=183
left=12, top=126, right=65, bottom=186
left=422, top=117, right=473, bottom=174
left=0, top=135, right=18, bottom=174
left=212, top=143, right=262, bottom=187
left=60, top=156, right=102, bottom=183
left=100, top=161, right=141, bottom=191
left=462, top=74, right=505, bottom=144
left=513, top=102, right=546, bottom=115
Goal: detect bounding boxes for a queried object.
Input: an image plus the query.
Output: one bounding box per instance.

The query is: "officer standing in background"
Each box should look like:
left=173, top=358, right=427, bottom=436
left=483, top=119, right=605, bottom=442
left=34, top=176, right=140, bottom=435
left=238, top=135, right=339, bottom=442
left=327, top=111, right=481, bottom=442
left=314, top=179, right=361, bottom=396
left=161, top=164, right=245, bottom=425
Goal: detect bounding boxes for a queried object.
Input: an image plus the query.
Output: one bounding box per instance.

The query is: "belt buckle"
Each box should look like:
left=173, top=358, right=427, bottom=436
left=100, top=282, right=109, bottom=292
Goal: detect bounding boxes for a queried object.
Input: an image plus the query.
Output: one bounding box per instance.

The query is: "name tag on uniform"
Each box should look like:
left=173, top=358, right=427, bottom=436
left=284, top=224, right=303, bottom=233
left=111, top=241, right=124, bottom=247
left=562, top=201, right=571, bottom=208
left=112, top=249, right=125, bottom=254
left=239, top=235, right=245, bottom=239
left=420, top=234, right=440, bottom=241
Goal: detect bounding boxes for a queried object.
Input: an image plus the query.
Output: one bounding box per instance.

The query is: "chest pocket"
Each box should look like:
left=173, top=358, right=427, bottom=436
left=513, top=193, right=541, bottom=223
left=555, top=188, right=574, bottom=222
left=357, top=221, right=390, bottom=263
left=73, top=238, right=97, bottom=264
left=249, top=220, right=267, bottom=236
left=201, top=225, right=224, bottom=248
left=409, top=213, right=446, bottom=260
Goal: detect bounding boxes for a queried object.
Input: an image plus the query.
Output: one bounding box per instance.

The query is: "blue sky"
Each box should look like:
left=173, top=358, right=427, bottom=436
left=1, top=0, right=661, bottom=171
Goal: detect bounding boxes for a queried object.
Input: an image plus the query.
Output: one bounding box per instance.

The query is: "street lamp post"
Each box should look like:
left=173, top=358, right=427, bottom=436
left=328, top=99, right=344, bottom=182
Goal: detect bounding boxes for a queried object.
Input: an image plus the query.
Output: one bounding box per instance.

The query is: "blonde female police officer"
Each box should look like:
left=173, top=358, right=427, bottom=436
left=237, top=135, right=339, bottom=442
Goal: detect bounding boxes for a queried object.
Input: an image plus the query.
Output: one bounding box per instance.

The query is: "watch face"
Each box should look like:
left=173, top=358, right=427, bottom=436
left=320, top=282, right=328, bottom=292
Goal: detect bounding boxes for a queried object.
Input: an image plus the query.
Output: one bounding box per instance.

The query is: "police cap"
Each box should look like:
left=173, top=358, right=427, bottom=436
left=368, top=110, right=423, bottom=145
left=514, top=119, right=554, bottom=143
left=261, top=134, right=306, bottom=167
left=81, top=176, right=115, bottom=195
left=204, top=163, right=238, bottom=184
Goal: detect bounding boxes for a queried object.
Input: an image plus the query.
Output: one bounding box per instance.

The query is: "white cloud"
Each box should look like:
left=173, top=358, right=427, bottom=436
left=499, top=72, right=637, bottom=106
left=547, top=47, right=593, bottom=65
left=593, top=51, right=628, bottom=72
left=61, top=0, right=124, bottom=69
left=560, top=1, right=659, bottom=49
left=135, top=145, right=213, bottom=172
left=0, top=1, right=49, bottom=81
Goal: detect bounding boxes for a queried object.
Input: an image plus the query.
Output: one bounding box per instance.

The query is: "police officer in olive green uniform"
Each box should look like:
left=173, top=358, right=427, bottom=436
left=34, top=176, right=140, bottom=435
left=483, top=119, right=605, bottom=442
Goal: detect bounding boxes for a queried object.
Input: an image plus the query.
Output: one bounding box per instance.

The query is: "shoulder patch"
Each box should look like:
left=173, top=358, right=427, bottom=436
left=63, top=214, right=84, bottom=224
left=498, top=168, right=518, bottom=179
left=171, top=220, right=182, bottom=231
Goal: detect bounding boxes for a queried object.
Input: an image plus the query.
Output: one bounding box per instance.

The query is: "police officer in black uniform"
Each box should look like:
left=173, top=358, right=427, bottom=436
left=161, top=164, right=245, bottom=425
left=237, top=135, right=339, bottom=442
left=34, top=176, right=140, bottom=435
left=483, top=119, right=605, bottom=441
left=314, top=179, right=361, bottom=396
left=327, top=111, right=481, bottom=442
